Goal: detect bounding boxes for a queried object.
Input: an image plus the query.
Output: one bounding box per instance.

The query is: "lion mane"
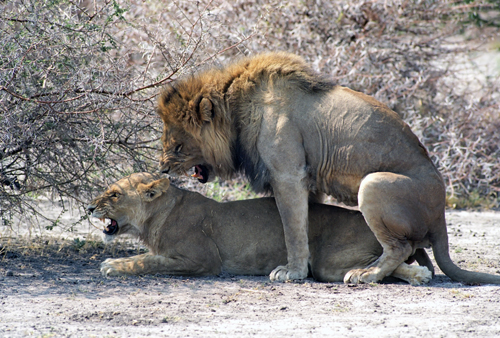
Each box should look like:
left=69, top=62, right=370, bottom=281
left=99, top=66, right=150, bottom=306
left=157, top=53, right=334, bottom=192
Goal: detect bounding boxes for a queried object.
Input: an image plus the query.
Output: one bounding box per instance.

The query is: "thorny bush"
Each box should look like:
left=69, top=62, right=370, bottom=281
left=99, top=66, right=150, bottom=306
left=1, top=0, right=499, bottom=232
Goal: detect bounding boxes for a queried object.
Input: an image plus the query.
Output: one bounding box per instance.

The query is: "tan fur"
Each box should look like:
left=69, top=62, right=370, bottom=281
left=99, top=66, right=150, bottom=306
left=87, top=173, right=432, bottom=285
left=157, top=52, right=500, bottom=284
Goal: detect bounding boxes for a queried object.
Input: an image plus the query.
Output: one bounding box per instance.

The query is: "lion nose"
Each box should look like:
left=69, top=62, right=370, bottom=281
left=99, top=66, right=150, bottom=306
left=87, top=205, right=96, bottom=214
left=159, top=162, right=170, bottom=174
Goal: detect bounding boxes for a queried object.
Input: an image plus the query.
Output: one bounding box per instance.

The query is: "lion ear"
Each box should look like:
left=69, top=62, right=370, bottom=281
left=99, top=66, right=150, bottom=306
left=198, top=97, right=214, bottom=123
left=187, top=96, right=214, bottom=128
left=137, top=178, right=171, bottom=202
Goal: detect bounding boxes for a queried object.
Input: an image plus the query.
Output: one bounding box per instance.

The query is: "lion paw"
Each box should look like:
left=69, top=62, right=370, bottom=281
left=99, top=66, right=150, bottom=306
left=100, top=258, right=123, bottom=277
left=270, top=265, right=308, bottom=282
left=408, top=266, right=432, bottom=286
left=343, top=267, right=382, bottom=284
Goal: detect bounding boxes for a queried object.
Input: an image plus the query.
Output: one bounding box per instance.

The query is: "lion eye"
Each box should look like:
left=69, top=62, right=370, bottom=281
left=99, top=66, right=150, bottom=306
left=174, top=144, right=182, bottom=154
left=110, top=192, right=120, bottom=198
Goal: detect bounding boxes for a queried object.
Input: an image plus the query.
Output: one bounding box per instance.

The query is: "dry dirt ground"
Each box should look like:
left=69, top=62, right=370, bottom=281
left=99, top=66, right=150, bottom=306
left=1, top=206, right=500, bottom=337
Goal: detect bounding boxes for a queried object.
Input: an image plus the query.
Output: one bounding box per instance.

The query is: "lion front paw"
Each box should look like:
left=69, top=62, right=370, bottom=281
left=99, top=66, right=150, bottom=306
left=343, top=267, right=382, bottom=284
left=269, top=264, right=308, bottom=282
left=100, top=258, right=124, bottom=277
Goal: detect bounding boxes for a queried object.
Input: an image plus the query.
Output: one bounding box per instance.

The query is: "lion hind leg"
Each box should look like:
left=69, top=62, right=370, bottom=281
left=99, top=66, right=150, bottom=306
left=345, top=172, right=425, bottom=284
left=343, top=220, right=414, bottom=284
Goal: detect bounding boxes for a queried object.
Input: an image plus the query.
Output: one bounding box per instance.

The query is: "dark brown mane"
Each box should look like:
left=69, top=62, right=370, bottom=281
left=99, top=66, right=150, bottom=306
left=156, top=52, right=336, bottom=183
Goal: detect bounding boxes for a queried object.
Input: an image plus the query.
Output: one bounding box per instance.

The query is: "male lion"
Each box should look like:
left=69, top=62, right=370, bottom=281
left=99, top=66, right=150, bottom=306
left=87, top=172, right=432, bottom=285
left=157, top=52, right=500, bottom=284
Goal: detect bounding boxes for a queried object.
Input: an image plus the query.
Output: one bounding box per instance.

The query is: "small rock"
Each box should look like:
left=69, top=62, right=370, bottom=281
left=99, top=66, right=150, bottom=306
left=6, top=271, right=14, bottom=277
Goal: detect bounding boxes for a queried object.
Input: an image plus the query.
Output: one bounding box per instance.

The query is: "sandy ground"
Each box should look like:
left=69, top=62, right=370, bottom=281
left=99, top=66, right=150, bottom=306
left=1, top=203, right=500, bottom=337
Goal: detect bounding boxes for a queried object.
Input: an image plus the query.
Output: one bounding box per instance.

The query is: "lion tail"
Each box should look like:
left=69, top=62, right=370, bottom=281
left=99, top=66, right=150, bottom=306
left=430, top=219, right=500, bottom=284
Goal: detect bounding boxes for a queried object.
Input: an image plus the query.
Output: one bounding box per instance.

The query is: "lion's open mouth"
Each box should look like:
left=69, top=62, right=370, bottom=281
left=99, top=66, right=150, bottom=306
left=102, top=219, right=119, bottom=235
left=191, top=165, right=209, bottom=184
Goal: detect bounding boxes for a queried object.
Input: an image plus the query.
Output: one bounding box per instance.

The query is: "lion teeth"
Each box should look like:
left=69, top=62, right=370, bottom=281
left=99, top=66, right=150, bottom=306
left=191, top=172, right=204, bottom=180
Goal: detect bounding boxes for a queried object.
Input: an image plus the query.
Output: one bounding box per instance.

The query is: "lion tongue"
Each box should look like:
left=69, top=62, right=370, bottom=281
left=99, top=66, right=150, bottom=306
left=191, top=165, right=204, bottom=180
